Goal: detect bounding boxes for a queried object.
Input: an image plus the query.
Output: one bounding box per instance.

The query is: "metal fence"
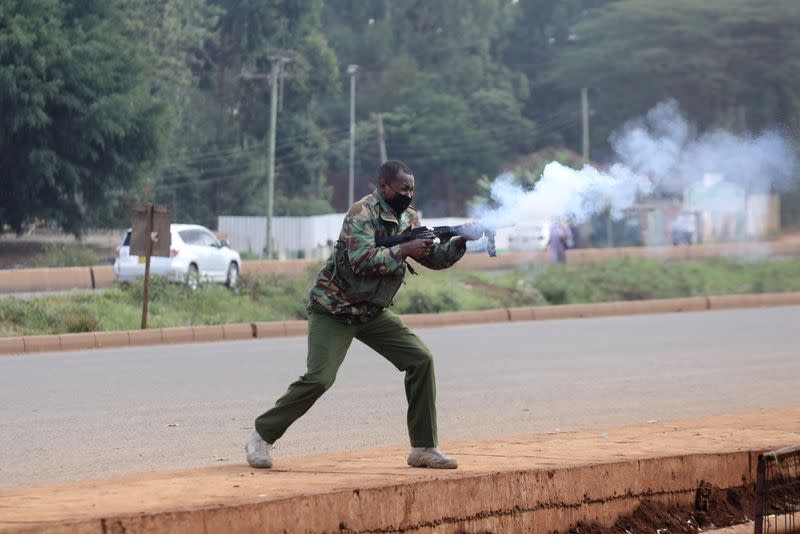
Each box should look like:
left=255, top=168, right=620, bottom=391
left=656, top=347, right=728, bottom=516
left=755, top=445, right=800, bottom=534
left=218, top=214, right=346, bottom=259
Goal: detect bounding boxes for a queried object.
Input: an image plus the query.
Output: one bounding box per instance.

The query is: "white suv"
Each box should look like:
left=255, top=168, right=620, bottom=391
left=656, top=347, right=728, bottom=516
left=113, top=224, right=241, bottom=289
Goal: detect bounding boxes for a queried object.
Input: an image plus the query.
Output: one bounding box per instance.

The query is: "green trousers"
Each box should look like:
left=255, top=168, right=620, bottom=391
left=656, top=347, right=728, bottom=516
left=254, top=310, right=438, bottom=448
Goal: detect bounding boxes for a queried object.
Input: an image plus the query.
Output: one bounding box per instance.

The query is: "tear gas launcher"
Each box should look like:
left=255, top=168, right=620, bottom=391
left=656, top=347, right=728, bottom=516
left=375, top=224, right=497, bottom=257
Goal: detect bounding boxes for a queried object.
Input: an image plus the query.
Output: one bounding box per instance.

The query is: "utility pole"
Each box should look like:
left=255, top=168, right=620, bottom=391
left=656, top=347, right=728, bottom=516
left=347, top=64, right=359, bottom=207
left=265, top=60, right=280, bottom=259
left=242, top=53, right=292, bottom=259
left=376, top=112, right=387, bottom=163
left=581, top=87, right=590, bottom=161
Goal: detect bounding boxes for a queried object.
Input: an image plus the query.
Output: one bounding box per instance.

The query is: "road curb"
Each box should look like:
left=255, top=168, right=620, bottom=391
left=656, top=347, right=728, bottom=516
left=2, top=292, right=799, bottom=356
left=2, top=452, right=759, bottom=533
left=3, top=408, right=799, bottom=533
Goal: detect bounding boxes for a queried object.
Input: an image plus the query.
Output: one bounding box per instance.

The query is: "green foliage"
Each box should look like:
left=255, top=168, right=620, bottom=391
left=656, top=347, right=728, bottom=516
left=318, top=1, right=541, bottom=214
left=544, top=0, right=800, bottom=144
left=1, top=258, right=800, bottom=336
left=2, top=0, right=799, bottom=227
left=393, top=290, right=459, bottom=314
left=0, top=297, right=100, bottom=335
left=531, top=257, right=800, bottom=304
left=146, top=0, right=339, bottom=223
left=61, top=307, right=101, bottom=333
left=0, top=0, right=165, bottom=235
left=34, top=243, right=101, bottom=268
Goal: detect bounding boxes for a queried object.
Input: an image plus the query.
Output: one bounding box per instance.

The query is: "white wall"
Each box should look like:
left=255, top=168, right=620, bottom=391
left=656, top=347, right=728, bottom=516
left=219, top=214, right=505, bottom=259
left=218, top=214, right=345, bottom=259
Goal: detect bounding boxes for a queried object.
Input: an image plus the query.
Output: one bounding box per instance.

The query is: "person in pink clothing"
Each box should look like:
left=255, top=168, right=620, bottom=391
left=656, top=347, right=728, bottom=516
left=547, top=219, right=572, bottom=264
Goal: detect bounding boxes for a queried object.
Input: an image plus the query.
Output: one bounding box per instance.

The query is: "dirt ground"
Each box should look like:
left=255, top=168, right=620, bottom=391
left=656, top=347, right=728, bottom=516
left=568, top=480, right=800, bottom=533
left=2, top=408, right=799, bottom=533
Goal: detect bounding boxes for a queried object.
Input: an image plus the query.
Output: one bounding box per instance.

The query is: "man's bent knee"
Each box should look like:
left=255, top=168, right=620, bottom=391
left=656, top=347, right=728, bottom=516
left=302, top=373, right=336, bottom=395
left=407, top=348, right=434, bottom=371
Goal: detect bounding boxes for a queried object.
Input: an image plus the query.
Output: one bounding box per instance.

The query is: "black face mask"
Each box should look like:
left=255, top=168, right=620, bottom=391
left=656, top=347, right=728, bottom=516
left=385, top=185, right=413, bottom=214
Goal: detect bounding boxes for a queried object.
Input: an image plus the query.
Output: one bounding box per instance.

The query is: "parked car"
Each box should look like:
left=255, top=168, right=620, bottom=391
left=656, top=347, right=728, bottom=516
left=113, top=224, right=241, bottom=289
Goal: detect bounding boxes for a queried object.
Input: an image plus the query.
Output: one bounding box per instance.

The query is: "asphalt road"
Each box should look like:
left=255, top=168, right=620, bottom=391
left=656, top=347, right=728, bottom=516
left=1, top=307, right=799, bottom=489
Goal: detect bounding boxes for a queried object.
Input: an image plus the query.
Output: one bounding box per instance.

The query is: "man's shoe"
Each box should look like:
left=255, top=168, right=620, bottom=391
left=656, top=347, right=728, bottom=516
left=407, top=447, right=458, bottom=469
left=246, top=429, right=273, bottom=468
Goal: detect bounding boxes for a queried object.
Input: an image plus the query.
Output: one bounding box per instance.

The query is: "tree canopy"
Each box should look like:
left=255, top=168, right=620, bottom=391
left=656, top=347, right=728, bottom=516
left=0, top=0, right=164, bottom=234
left=1, top=0, right=798, bottom=233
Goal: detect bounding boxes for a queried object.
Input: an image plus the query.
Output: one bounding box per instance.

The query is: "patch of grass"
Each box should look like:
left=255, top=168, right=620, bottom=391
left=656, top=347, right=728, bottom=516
left=394, top=268, right=546, bottom=313
left=238, top=250, right=260, bottom=261
left=33, top=243, right=102, bottom=267
left=529, top=257, right=800, bottom=304
left=62, top=307, right=101, bottom=333
left=1, top=257, right=799, bottom=337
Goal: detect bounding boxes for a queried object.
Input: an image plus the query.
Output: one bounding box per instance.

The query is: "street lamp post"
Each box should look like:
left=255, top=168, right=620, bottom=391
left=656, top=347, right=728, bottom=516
left=347, top=64, right=359, bottom=207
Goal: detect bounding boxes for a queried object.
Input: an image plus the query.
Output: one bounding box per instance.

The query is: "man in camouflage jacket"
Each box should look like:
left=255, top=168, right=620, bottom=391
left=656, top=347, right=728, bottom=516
left=247, top=160, right=484, bottom=469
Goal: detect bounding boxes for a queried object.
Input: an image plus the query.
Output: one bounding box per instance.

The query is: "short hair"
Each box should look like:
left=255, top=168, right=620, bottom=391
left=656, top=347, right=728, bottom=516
left=378, top=160, right=412, bottom=184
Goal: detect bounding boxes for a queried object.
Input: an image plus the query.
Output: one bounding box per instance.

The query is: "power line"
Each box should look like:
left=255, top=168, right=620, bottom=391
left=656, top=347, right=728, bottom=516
left=152, top=129, right=351, bottom=184
left=148, top=115, right=577, bottom=194
left=157, top=125, right=351, bottom=170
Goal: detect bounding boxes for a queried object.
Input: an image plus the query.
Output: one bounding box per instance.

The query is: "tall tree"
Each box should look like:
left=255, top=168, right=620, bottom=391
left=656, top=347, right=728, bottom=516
left=0, top=0, right=165, bottom=234
left=542, top=0, right=800, bottom=151
left=499, top=0, right=616, bottom=151
left=151, top=0, right=340, bottom=224
left=320, top=0, right=536, bottom=215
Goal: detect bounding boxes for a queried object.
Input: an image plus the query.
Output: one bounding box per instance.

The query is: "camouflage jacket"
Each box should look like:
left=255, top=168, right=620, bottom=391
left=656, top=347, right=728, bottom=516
left=308, top=189, right=466, bottom=321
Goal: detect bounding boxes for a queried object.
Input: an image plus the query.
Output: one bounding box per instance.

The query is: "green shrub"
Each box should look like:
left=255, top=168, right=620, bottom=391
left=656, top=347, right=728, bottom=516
left=34, top=243, right=101, bottom=267
left=2, top=257, right=800, bottom=337
left=393, top=290, right=459, bottom=314
left=0, top=298, right=63, bottom=335
left=61, top=308, right=100, bottom=333
left=239, top=250, right=260, bottom=260
left=529, top=257, right=800, bottom=304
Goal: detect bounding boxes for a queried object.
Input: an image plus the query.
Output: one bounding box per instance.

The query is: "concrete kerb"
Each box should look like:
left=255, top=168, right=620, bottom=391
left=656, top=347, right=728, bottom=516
left=198, top=453, right=755, bottom=534
left=0, top=267, right=93, bottom=293
left=94, top=331, right=130, bottom=349
left=0, top=455, right=751, bottom=534
left=3, top=293, right=800, bottom=356
left=709, top=292, right=800, bottom=310
left=128, top=329, right=163, bottom=346
left=191, top=325, right=224, bottom=343
left=22, top=335, right=61, bottom=353
left=252, top=321, right=287, bottom=338
left=0, top=336, right=25, bottom=355
left=89, top=265, right=115, bottom=289
left=284, top=320, right=309, bottom=336
left=4, top=404, right=800, bottom=534
left=223, top=323, right=255, bottom=340
left=58, top=333, right=96, bottom=352
left=160, top=326, right=194, bottom=345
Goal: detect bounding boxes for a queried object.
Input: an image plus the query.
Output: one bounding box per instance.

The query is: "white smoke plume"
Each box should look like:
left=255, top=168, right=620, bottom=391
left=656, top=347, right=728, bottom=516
left=473, top=99, right=798, bottom=229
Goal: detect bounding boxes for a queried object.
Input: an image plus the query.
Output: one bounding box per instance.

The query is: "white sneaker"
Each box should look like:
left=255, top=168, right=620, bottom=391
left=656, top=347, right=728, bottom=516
left=407, top=447, right=458, bottom=469
left=246, top=429, right=273, bottom=468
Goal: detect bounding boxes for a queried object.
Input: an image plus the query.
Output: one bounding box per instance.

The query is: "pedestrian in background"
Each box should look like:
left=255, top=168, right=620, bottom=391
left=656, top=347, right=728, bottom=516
left=547, top=218, right=573, bottom=264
